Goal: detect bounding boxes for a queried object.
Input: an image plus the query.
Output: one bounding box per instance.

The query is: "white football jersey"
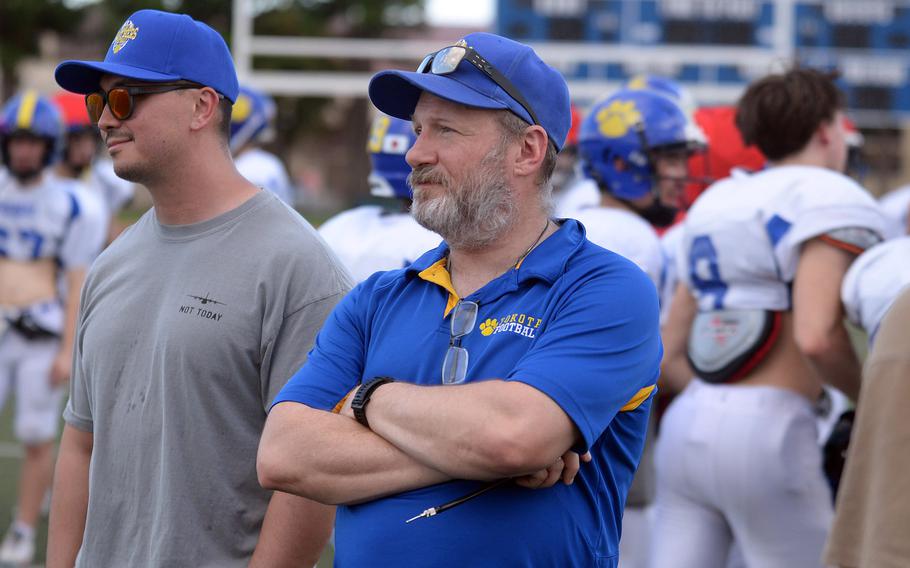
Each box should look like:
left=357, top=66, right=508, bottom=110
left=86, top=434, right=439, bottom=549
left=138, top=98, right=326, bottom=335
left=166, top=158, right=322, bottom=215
left=235, top=148, right=295, bottom=206
left=90, top=158, right=135, bottom=215
left=878, top=185, right=910, bottom=238
left=555, top=177, right=599, bottom=218
left=678, top=165, right=887, bottom=312
left=0, top=173, right=106, bottom=269
left=659, top=222, right=685, bottom=322
left=841, top=236, right=910, bottom=342
left=575, top=206, right=663, bottom=288
left=318, top=205, right=442, bottom=283
left=68, top=176, right=110, bottom=246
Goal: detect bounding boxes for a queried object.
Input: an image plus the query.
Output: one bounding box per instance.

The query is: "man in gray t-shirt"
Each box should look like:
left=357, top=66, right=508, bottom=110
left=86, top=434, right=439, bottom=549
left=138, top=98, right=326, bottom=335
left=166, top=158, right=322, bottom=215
left=50, top=10, right=350, bottom=567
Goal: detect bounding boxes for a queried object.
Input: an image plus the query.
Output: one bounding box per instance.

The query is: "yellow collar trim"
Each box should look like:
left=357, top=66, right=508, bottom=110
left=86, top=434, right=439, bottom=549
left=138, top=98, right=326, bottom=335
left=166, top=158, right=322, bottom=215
left=418, top=258, right=460, bottom=316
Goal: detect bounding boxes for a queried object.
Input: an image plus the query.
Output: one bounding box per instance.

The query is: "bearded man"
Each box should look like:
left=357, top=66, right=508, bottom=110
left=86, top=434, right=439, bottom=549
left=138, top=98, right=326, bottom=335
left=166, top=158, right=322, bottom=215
left=257, top=33, right=662, bottom=567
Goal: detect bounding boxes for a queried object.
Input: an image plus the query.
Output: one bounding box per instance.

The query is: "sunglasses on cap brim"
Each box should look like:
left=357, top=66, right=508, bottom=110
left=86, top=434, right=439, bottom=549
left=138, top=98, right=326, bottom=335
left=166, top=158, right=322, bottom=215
left=417, top=45, right=540, bottom=127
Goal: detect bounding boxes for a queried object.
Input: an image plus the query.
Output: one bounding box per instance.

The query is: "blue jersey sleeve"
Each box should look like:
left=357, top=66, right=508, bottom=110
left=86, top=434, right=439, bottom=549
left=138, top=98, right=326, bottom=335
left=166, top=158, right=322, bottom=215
left=506, top=259, right=662, bottom=452
left=271, top=282, right=369, bottom=411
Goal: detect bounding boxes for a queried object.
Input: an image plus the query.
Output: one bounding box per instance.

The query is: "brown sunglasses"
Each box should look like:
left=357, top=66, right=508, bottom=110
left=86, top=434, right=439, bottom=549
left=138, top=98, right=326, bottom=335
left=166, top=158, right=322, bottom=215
left=84, top=82, right=203, bottom=124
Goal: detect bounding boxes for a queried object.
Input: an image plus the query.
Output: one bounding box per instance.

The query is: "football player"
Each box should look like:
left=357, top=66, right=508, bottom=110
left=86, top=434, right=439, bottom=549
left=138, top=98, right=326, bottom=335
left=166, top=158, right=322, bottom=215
left=576, top=87, right=699, bottom=568
left=577, top=88, right=696, bottom=284
left=652, top=68, right=887, bottom=568
left=557, top=75, right=706, bottom=220
left=0, top=91, right=105, bottom=565
left=318, top=113, right=441, bottom=283
left=230, top=84, right=295, bottom=206
left=878, top=184, right=910, bottom=237
left=52, top=91, right=135, bottom=243
left=842, top=236, right=910, bottom=346
left=659, top=105, right=765, bottom=344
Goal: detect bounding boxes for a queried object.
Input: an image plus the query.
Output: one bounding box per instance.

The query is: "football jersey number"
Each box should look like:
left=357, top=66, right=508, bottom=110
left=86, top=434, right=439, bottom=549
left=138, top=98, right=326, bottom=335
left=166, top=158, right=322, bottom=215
left=689, top=235, right=727, bottom=309
left=0, top=228, right=44, bottom=259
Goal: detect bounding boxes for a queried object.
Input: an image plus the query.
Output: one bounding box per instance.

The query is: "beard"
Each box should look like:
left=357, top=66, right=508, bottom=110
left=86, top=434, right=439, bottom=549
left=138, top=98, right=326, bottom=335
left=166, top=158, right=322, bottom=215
left=64, top=159, right=92, bottom=178
left=10, top=165, right=43, bottom=184
left=104, top=129, right=161, bottom=185
left=638, top=200, right=678, bottom=228
left=111, top=159, right=145, bottom=184
left=408, top=142, right=516, bottom=250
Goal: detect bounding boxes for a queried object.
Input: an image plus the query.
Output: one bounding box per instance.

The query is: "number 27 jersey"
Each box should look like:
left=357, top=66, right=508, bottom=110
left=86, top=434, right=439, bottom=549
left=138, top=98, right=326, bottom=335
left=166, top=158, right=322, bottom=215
left=0, top=173, right=105, bottom=269
left=677, top=165, right=887, bottom=312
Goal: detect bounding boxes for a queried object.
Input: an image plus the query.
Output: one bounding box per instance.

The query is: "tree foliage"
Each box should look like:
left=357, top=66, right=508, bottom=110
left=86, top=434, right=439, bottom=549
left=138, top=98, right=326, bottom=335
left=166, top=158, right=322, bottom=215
left=0, top=0, right=83, bottom=95
left=2, top=0, right=427, bottom=205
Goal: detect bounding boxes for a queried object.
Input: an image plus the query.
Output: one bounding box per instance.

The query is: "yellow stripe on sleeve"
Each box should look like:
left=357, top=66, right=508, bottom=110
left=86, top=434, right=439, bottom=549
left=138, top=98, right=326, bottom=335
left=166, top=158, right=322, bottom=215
left=620, top=385, right=656, bottom=412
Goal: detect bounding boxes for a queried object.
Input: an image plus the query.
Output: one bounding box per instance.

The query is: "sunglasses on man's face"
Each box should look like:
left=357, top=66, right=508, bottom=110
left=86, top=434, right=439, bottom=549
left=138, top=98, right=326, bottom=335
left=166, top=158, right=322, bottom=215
left=84, top=83, right=203, bottom=124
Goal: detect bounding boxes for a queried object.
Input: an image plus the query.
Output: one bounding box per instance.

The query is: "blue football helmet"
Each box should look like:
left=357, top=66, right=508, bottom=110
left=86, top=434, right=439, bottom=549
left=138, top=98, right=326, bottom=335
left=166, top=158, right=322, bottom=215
left=625, top=74, right=696, bottom=114
left=1, top=90, right=64, bottom=168
left=230, top=84, right=276, bottom=153
left=367, top=113, right=416, bottom=200
left=626, top=74, right=707, bottom=149
left=579, top=88, right=690, bottom=201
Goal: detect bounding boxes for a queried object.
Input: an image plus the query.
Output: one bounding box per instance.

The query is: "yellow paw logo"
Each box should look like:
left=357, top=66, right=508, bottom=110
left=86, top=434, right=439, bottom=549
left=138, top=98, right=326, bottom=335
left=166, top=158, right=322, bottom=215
left=480, top=318, right=498, bottom=336
left=596, top=100, right=642, bottom=138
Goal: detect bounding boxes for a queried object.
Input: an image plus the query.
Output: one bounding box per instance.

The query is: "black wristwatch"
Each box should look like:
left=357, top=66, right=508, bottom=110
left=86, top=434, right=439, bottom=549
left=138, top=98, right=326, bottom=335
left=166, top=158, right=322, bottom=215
left=351, top=377, right=395, bottom=429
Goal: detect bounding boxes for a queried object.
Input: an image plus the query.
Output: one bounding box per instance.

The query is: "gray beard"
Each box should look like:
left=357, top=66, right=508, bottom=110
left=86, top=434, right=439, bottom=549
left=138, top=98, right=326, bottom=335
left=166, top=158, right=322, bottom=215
left=408, top=145, right=516, bottom=250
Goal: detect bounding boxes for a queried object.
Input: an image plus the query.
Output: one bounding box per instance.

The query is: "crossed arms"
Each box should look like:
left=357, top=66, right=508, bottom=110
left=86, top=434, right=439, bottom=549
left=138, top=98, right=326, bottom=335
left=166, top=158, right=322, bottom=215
left=257, top=379, right=587, bottom=505
left=259, top=259, right=661, bottom=506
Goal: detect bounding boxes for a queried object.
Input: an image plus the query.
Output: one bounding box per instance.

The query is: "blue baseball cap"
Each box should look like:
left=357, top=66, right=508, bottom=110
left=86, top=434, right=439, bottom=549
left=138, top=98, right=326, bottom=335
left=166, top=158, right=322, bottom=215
left=54, top=10, right=239, bottom=102
left=368, top=32, right=571, bottom=151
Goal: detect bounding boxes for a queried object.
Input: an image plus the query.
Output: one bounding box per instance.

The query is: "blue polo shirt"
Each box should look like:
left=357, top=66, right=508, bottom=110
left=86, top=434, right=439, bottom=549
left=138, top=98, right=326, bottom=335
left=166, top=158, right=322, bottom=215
left=274, top=219, right=661, bottom=567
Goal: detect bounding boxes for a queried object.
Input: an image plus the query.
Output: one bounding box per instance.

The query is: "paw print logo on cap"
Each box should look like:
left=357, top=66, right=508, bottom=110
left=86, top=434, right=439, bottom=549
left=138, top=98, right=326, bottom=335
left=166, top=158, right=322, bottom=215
left=596, top=99, right=642, bottom=138
left=480, top=318, right=498, bottom=336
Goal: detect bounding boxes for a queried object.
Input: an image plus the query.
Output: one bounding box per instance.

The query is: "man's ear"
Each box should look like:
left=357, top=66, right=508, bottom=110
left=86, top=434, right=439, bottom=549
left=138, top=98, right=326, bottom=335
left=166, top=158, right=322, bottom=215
left=512, top=125, right=549, bottom=178
left=816, top=117, right=837, bottom=146
left=189, top=87, right=222, bottom=133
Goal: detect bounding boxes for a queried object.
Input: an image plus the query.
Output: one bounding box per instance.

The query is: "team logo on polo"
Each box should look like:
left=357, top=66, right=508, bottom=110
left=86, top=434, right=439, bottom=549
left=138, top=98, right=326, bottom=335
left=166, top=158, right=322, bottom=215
left=112, top=20, right=139, bottom=54
left=481, top=313, right=542, bottom=339
left=596, top=99, right=642, bottom=138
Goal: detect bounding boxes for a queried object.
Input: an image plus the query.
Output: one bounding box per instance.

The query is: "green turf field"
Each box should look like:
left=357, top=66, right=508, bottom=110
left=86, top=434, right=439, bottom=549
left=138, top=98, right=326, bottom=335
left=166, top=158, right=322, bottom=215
left=0, top=399, right=49, bottom=567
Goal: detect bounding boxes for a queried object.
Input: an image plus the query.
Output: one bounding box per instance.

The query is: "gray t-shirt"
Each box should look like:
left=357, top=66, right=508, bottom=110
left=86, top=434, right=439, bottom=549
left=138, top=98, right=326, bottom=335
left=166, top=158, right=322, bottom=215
left=65, top=191, right=351, bottom=567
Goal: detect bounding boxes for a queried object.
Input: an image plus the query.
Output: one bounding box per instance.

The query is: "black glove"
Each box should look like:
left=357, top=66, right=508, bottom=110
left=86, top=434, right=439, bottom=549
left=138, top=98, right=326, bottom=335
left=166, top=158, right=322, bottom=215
left=822, top=409, right=855, bottom=502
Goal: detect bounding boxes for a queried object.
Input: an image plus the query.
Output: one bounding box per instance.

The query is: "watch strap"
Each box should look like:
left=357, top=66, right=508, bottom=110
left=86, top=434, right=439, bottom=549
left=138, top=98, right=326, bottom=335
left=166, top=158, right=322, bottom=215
left=352, top=376, right=394, bottom=429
